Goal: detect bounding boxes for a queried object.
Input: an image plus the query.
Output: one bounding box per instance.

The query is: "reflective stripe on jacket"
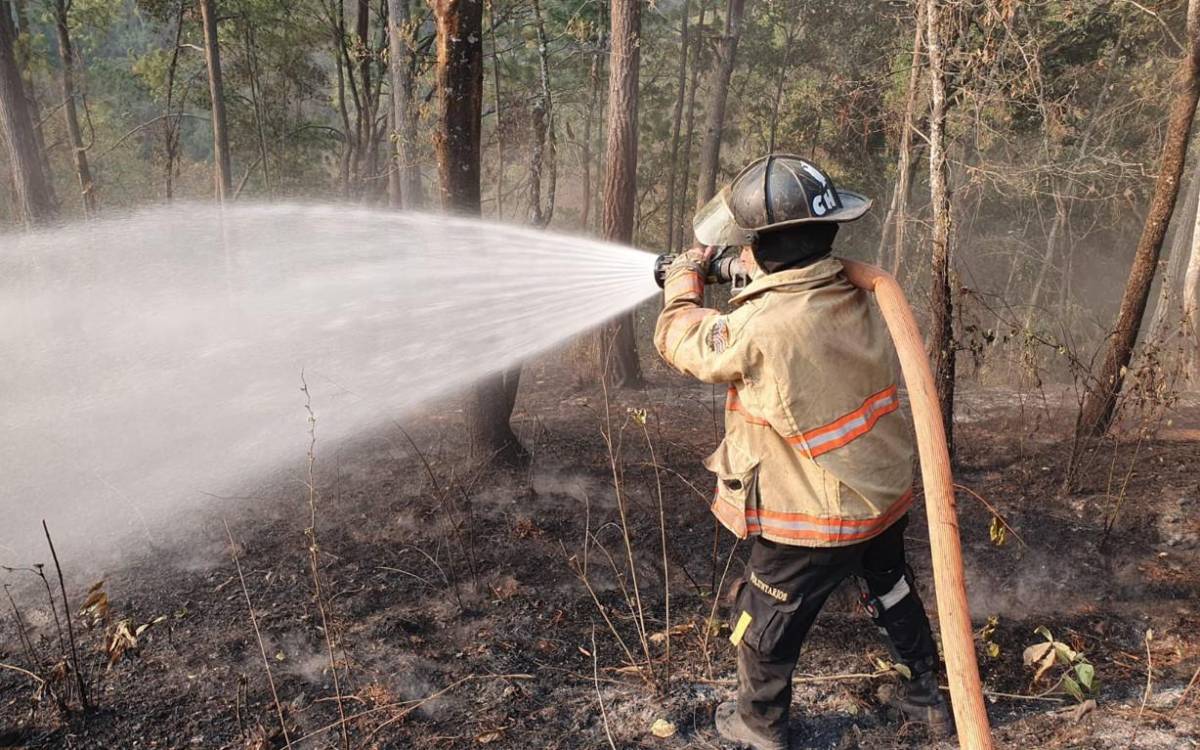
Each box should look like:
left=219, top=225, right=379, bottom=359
left=653, top=256, right=913, bottom=548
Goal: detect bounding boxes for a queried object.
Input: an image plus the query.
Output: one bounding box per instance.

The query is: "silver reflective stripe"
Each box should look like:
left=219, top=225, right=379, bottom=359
left=803, top=391, right=898, bottom=450
left=878, top=576, right=911, bottom=610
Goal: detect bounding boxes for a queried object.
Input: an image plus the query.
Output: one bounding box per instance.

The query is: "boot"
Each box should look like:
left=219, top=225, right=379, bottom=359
left=887, top=670, right=953, bottom=737
left=714, top=701, right=789, bottom=750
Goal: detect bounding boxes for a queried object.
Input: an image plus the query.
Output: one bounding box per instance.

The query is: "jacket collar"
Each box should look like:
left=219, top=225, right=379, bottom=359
left=730, top=256, right=845, bottom=305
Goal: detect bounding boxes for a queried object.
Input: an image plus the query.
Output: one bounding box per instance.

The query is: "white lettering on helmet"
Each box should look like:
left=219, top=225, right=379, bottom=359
left=811, top=187, right=838, bottom=216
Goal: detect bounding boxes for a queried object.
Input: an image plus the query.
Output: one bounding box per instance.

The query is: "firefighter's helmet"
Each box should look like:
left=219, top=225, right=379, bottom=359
left=693, top=154, right=872, bottom=246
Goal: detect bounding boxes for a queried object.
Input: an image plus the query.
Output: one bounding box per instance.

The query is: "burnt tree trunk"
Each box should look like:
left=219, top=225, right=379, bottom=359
left=693, top=0, right=744, bottom=209
left=1185, top=196, right=1200, bottom=381
left=431, top=0, right=525, bottom=464
left=1077, top=0, right=1200, bottom=438
left=199, top=0, right=233, bottom=201
left=0, top=2, right=56, bottom=224
left=664, top=0, right=689, bottom=250
left=926, top=0, right=955, bottom=454
left=527, top=0, right=556, bottom=227
left=1150, top=170, right=1199, bottom=339
left=676, top=1, right=706, bottom=245
left=599, top=0, right=644, bottom=388
left=388, top=0, right=423, bottom=208
left=51, top=0, right=95, bottom=216
left=579, top=47, right=600, bottom=230
left=877, top=0, right=925, bottom=273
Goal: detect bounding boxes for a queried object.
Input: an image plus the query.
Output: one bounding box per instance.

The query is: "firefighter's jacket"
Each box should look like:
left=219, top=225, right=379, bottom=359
left=654, top=256, right=914, bottom=547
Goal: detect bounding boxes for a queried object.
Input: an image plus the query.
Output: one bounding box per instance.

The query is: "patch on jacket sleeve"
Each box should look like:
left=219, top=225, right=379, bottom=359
left=749, top=571, right=789, bottom=602
left=707, top=317, right=730, bottom=353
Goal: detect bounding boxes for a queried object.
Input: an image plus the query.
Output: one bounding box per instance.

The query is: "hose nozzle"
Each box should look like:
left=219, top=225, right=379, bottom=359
left=653, top=247, right=749, bottom=290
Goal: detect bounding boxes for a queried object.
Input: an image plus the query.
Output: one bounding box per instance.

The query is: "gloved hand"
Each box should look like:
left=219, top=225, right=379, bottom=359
left=668, top=245, right=717, bottom=277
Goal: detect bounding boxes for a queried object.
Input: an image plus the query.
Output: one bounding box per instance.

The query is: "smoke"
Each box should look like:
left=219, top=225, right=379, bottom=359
left=0, top=204, right=657, bottom=566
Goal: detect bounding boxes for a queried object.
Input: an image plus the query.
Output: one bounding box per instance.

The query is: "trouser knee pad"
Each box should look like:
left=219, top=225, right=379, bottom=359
left=859, top=566, right=937, bottom=674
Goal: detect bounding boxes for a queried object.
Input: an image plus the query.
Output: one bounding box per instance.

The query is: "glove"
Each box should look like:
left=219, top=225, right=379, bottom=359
left=668, top=245, right=717, bottom=277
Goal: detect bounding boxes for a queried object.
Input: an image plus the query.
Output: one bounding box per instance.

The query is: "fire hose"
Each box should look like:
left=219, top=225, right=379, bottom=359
left=653, top=253, right=993, bottom=749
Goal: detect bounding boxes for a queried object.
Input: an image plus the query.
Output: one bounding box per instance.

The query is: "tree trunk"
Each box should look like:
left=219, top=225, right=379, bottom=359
left=580, top=48, right=599, bottom=230
left=527, top=0, right=556, bottom=227
left=877, top=0, right=925, bottom=273
left=388, top=0, right=423, bottom=208
left=51, top=0, right=96, bottom=216
left=1149, top=169, right=1199, bottom=339
left=0, top=2, right=56, bottom=225
left=693, top=0, right=745, bottom=210
left=598, top=0, right=644, bottom=388
left=767, top=17, right=800, bottom=153
left=676, top=1, right=707, bottom=245
left=431, top=0, right=525, bottom=464
left=926, top=0, right=955, bottom=454
left=1024, top=187, right=1067, bottom=329
left=1077, top=0, right=1200, bottom=438
left=664, top=0, right=689, bottom=251
left=162, top=1, right=185, bottom=201
left=1185, top=195, right=1200, bottom=381
left=199, top=0, right=233, bottom=201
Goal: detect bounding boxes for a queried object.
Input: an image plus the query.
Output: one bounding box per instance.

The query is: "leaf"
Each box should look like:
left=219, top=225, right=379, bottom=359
left=892, top=662, right=912, bottom=680
left=986, top=641, right=1001, bottom=659
left=650, top=719, right=677, bottom=738
left=988, top=516, right=1007, bottom=547
left=1061, top=676, right=1084, bottom=702
left=1074, top=662, right=1095, bottom=692
left=1023, top=642, right=1057, bottom=684
left=1053, top=642, right=1079, bottom=665
left=476, top=730, right=503, bottom=744
left=1034, top=625, right=1054, bottom=642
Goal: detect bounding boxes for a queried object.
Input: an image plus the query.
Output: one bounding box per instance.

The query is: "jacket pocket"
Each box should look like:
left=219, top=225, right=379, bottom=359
left=703, top=439, right=761, bottom=539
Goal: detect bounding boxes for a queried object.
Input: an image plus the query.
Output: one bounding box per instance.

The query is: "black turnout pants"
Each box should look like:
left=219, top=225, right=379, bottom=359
left=731, top=514, right=937, bottom=739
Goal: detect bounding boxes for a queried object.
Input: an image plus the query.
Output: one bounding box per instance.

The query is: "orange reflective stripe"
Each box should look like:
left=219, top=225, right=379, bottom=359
left=725, top=385, right=771, bottom=426
left=664, top=270, right=704, bottom=302
left=744, top=490, right=913, bottom=543
left=786, top=385, right=899, bottom=457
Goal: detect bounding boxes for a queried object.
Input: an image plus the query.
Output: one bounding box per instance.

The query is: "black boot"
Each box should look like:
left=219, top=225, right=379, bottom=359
left=886, top=669, right=953, bottom=737
left=715, top=701, right=789, bottom=750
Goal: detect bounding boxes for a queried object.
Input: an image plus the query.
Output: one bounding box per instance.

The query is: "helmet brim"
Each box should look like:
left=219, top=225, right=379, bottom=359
left=756, top=189, right=873, bottom=232
left=693, top=187, right=757, bottom=247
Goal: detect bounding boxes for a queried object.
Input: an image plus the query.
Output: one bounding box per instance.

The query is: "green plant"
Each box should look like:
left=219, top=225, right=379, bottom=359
left=1023, top=626, right=1097, bottom=702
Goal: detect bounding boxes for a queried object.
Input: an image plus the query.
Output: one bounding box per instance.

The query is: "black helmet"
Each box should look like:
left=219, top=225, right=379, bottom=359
left=693, top=154, right=871, bottom=246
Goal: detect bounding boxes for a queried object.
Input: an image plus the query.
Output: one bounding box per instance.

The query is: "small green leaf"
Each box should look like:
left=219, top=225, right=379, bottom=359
left=1061, top=676, right=1084, bottom=702
left=1034, top=625, right=1053, bottom=642
left=1074, top=662, right=1095, bottom=692
left=986, top=641, right=1001, bottom=659
left=1054, top=642, right=1079, bottom=665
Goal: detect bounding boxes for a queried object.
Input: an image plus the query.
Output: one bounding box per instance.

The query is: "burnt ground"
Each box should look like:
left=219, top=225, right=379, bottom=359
left=1, top=353, right=1199, bottom=750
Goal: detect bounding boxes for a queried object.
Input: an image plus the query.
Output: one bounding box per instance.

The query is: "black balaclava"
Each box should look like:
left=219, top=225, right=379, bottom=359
left=752, top=223, right=839, bottom=274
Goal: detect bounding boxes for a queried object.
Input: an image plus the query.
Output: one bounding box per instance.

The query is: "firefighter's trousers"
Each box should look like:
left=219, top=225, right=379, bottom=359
left=730, top=514, right=937, bottom=740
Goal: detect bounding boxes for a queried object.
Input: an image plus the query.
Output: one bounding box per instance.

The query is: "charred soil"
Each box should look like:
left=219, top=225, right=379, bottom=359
left=1, top=359, right=1198, bottom=749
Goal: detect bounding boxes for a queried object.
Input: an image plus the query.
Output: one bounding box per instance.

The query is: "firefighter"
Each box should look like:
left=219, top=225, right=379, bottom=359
left=654, top=154, right=952, bottom=749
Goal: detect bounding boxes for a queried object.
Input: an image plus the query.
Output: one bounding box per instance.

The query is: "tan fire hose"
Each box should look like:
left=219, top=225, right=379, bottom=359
left=841, top=260, right=993, bottom=749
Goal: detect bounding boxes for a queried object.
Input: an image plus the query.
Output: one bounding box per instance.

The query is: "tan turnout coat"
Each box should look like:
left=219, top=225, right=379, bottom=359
left=654, top=256, right=913, bottom=547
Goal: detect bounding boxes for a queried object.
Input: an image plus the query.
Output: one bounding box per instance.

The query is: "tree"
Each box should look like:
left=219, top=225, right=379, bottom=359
left=0, top=0, right=56, bottom=224
left=599, top=0, right=644, bottom=388
left=51, top=0, right=97, bottom=216
left=875, top=0, right=925, bottom=274
left=199, top=0, right=232, bottom=201
left=527, top=0, right=556, bottom=228
left=663, top=0, right=690, bottom=250
left=1077, top=0, right=1200, bottom=438
left=1185, top=195, right=1200, bottom=381
left=431, top=0, right=525, bottom=463
left=388, top=0, right=423, bottom=208
left=926, top=0, right=955, bottom=453
left=693, top=0, right=744, bottom=209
